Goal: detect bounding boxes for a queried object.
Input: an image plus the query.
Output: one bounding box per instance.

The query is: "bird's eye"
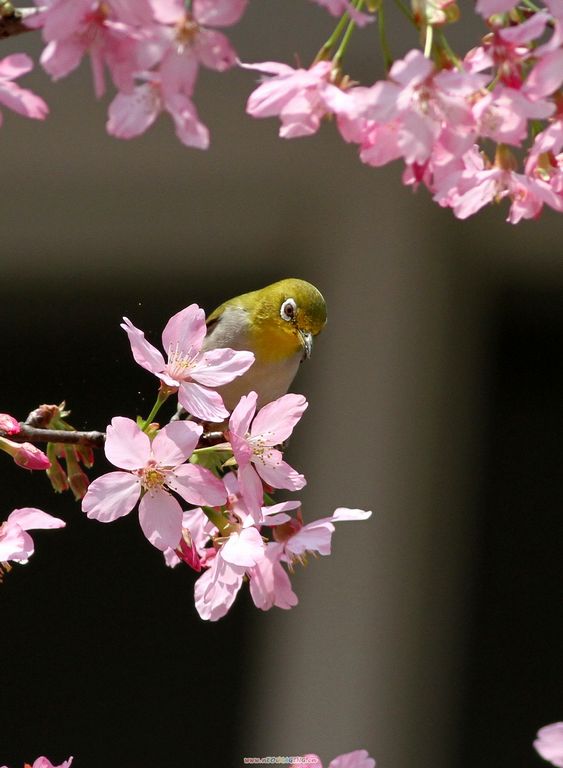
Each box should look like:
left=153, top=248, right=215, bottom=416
left=280, top=298, right=297, bottom=322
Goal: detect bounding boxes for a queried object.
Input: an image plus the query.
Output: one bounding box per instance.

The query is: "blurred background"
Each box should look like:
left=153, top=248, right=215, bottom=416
left=0, top=2, right=562, bottom=767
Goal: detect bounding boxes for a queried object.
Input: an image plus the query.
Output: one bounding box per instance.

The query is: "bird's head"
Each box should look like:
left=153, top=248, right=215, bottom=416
left=242, top=278, right=327, bottom=363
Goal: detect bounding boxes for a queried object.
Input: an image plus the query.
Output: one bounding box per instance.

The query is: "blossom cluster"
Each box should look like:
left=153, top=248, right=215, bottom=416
left=80, top=303, right=371, bottom=621
left=0, top=0, right=558, bottom=220
left=243, top=0, right=563, bottom=222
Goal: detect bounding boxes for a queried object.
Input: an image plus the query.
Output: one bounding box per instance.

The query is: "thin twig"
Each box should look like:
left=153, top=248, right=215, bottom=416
left=6, top=424, right=106, bottom=448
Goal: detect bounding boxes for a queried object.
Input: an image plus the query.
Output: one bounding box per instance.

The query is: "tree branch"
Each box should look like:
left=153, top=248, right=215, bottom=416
left=8, top=423, right=106, bottom=448
left=0, top=7, right=37, bottom=39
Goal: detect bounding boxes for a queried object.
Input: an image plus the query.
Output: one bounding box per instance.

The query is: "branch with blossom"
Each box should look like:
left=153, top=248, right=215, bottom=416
left=1, top=300, right=372, bottom=623
left=0, top=0, right=559, bottom=221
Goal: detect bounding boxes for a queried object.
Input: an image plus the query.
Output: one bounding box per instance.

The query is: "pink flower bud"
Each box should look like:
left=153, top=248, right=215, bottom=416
left=12, top=442, right=51, bottom=470
left=0, top=413, right=20, bottom=435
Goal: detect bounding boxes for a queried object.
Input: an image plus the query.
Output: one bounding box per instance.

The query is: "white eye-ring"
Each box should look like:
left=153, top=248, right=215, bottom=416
left=280, top=297, right=297, bottom=322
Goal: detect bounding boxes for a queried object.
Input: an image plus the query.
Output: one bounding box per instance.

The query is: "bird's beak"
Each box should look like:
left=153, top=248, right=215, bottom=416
left=298, top=330, right=313, bottom=360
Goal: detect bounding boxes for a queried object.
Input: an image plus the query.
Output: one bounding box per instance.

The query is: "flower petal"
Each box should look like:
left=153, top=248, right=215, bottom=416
left=0, top=53, right=34, bottom=79
left=168, top=463, right=227, bottom=506
left=0, top=522, right=27, bottom=561
left=251, top=393, right=307, bottom=443
left=191, top=348, right=255, bottom=387
left=8, top=507, right=65, bottom=530
left=221, top=526, right=265, bottom=567
left=229, top=391, right=257, bottom=436
left=161, top=303, right=206, bottom=358
left=331, top=507, right=373, bottom=522
left=82, top=471, right=140, bottom=522
left=178, top=381, right=229, bottom=422
left=105, top=416, right=151, bottom=470
left=121, top=317, right=166, bottom=376
left=193, top=0, right=248, bottom=26
left=138, top=489, right=183, bottom=551
left=286, top=520, right=335, bottom=557
left=255, top=452, right=306, bottom=491
left=151, top=420, right=202, bottom=466
left=107, top=84, right=160, bottom=139
left=249, top=542, right=298, bottom=610
left=238, top=463, right=264, bottom=522
left=195, top=554, right=244, bottom=621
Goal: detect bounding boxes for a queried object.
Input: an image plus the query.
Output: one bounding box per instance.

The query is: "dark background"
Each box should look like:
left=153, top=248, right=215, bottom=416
left=1, top=2, right=562, bottom=767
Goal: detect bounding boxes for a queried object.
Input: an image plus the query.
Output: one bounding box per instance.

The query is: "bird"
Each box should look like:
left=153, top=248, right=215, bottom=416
left=202, top=278, right=327, bottom=412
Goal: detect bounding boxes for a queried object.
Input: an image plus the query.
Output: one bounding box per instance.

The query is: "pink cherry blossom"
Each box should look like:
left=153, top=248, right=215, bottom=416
left=433, top=143, right=563, bottom=222
left=227, top=391, right=307, bottom=510
left=107, top=76, right=211, bottom=148
left=525, top=119, right=563, bottom=207
left=473, top=86, right=554, bottom=146
left=248, top=541, right=299, bottom=611
left=0, top=507, right=66, bottom=564
left=82, top=416, right=226, bottom=551
left=192, top=473, right=298, bottom=619
left=0, top=436, right=51, bottom=470
left=147, top=0, right=247, bottom=99
left=250, top=506, right=371, bottom=612
left=0, top=54, right=48, bottom=124
left=243, top=60, right=335, bottom=138
left=0, top=413, right=20, bottom=434
left=534, top=723, right=563, bottom=767
left=273, top=507, right=372, bottom=560
left=325, top=51, right=486, bottom=169
left=120, top=304, right=254, bottom=421
left=30, top=1, right=148, bottom=98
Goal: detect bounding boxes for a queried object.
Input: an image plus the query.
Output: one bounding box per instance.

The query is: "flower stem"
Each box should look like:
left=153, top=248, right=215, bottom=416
left=141, top=386, right=173, bottom=432
left=378, top=1, right=393, bottom=71
left=423, top=22, right=434, bottom=58
left=333, top=0, right=365, bottom=67
left=436, top=28, right=462, bottom=69
left=314, top=9, right=351, bottom=63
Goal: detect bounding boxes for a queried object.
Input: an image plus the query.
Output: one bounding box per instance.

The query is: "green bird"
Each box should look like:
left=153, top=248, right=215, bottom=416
left=203, top=278, right=327, bottom=411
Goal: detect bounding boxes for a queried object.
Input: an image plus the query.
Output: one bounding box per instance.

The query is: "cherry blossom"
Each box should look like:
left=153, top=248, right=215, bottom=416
left=107, top=75, right=210, bottom=148
left=0, top=507, right=66, bottom=564
left=148, top=0, right=247, bottom=93
left=190, top=473, right=299, bottom=619
left=243, top=60, right=335, bottom=138
left=29, top=0, right=151, bottom=98
left=82, top=416, right=226, bottom=551
left=121, top=304, right=254, bottom=421
left=227, top=390, right=307, bottom=513
left=0, top=54, right=48, bottom=124
left=534, top=723, right=563, bottom=767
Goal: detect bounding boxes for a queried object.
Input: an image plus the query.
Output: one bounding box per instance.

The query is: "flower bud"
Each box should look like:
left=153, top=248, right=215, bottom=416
left=0, top=437, right=51, bottom=470
left=0, top=413, right=20, bottom=435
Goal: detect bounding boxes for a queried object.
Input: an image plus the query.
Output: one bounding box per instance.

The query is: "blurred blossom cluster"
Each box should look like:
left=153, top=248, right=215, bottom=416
left=0, top=0, right=558, bottom=220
